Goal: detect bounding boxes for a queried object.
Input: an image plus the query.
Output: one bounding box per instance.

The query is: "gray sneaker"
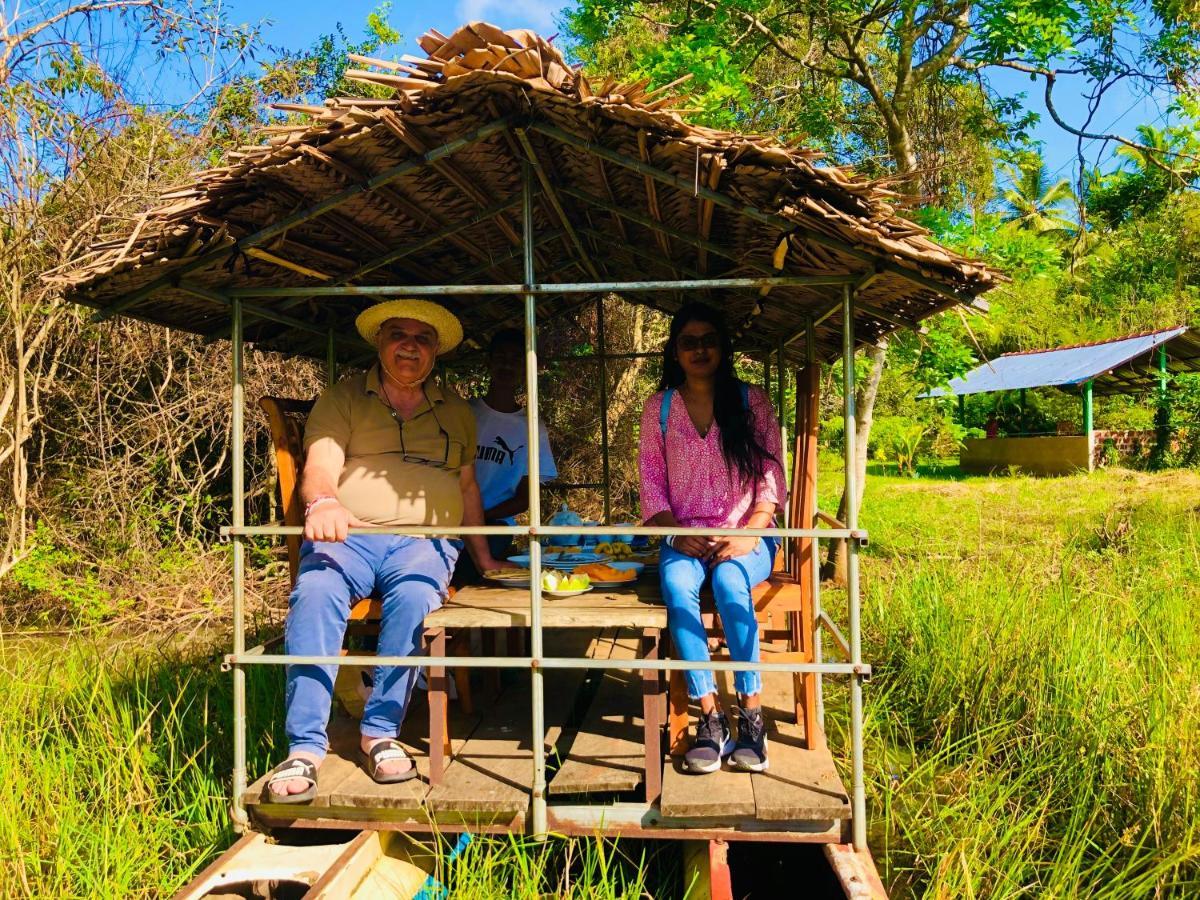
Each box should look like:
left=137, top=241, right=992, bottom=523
left=730, top=705, right=769, bottom=772
left=684, top=709, right=733, bottom=774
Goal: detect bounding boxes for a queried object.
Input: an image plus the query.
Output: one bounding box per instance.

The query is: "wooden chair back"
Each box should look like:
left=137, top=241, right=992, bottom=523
left=259, top=396, right=316, bottom=584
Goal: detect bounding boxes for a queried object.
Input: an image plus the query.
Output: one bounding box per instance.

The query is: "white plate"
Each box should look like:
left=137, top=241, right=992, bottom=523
left=488, top=576, right=532, bottom=587
left=543, top=586, right=593, bottom=597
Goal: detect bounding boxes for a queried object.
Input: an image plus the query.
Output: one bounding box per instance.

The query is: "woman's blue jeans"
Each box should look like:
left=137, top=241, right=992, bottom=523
left=284, top=534, right=459, bottom=757
left=659, top=538, right=776, bottom=700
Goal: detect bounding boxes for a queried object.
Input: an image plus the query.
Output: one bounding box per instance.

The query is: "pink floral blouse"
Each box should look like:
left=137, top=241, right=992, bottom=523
left=638, top=385, right=786, bottom=529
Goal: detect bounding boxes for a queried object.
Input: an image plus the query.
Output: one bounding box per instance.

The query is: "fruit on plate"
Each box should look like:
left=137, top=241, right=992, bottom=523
left=594, top=541, right=633, bottom=558
left=542, top=571, right=590, bottom=592
left=572, top=563, right=635, bottom=582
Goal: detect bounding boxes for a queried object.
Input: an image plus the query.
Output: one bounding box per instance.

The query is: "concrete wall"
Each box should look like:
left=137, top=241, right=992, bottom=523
left=961, top=436, right=1093, bottom=476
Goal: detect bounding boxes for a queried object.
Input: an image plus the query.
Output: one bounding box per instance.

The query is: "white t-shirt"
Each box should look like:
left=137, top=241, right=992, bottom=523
left=469, top=398, right=557, bottom=524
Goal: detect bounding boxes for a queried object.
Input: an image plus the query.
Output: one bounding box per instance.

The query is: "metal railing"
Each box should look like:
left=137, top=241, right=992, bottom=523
left=222, top=167, right=872, bottom=850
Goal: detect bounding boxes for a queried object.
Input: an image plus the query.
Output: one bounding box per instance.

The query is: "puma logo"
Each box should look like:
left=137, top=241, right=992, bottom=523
left=476, top=435, right=525, bottom=466
left=494, top=435, right=523, bottom=465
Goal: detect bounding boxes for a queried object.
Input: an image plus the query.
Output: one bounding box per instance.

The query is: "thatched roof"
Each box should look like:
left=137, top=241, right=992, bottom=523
left=49, top=21, right=1001, bottom=364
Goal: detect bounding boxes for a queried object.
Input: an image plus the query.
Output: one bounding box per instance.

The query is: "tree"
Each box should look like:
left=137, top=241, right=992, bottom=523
left=1001, top=154, right=1076, bottom=233
left=0, top=1, right=265, bottom=578
left=565, top=0, right=1200, bottom=571
left=1087, top=124, right=1200, bottom=227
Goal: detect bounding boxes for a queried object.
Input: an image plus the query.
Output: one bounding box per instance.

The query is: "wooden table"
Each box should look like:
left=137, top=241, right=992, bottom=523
left=422, top=581, right=667, bottom=802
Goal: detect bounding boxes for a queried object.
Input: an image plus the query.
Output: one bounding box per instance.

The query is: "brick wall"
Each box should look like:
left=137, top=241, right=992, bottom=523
left=1093, top=430, right=1156, bottom=466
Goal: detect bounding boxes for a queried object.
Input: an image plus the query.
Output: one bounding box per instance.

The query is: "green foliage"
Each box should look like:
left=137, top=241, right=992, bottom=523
left=870, top=417, right=928, bottom=476
left=207, top=4, right=401, bottom=158
left=7, top=524, right=126, bottom=624
left=1000, top=151, right=1077, bottom=233
left=0, top=638, right=676, bottom=896
left=1087, top=124, right=1200, bottom=228
left=818, top=466, right=1200, bottom=895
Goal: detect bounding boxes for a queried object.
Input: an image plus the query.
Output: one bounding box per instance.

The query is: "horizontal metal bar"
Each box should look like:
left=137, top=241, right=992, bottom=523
left=543, top=351, right=662, bottom=363
left=221, top=524, right=868, bottom=540
left=224, top=275, right=861, bottom=298
left=223, top=652, right=870, bottom=676
left=818, top=611, right=851, bottom=659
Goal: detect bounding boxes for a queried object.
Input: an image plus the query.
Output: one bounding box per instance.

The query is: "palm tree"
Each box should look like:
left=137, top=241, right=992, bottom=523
left=1000, top=154, right=1077, bottom=233
left=1113, top=124, right=1199, bottom=187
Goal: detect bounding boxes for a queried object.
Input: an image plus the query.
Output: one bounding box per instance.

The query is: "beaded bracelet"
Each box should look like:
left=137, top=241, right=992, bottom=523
left=303, top=496, right=338, bottom=518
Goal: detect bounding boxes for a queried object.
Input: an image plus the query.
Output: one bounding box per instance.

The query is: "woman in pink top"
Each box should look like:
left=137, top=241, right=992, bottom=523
left=639, top=303, right=785, bottom=775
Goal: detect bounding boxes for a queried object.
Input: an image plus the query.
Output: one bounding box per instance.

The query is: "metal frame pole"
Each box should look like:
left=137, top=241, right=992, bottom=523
left=326, top=328, right=337, bottom=386
left=230, top=299, right=249, bottom=830
left=843, top=284, right=866, bottom=850
left=522, top=164, right=549, bottom=837
left=1083, top=379, right=1094, bottom=470
left=776, top=340, right=789, bottom=570
left=806, top=318, right=824, bottom=730
left=596, top=297, right=612, bottom=523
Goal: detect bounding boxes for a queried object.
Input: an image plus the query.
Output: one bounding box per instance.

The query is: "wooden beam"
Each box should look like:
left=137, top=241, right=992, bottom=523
left=92, top=116, right=513, bottom=321
left=514, top=128, right=602, bottom=280
left=636, top=131, right=675, bottom=264
left=531, top=121, right=979, bottom=306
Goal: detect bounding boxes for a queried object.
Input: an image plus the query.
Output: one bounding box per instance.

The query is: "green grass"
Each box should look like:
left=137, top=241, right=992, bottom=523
left=2, top=466, right=1199, bottom=896
left=0, top=636, right=676, bottom=898
left=823, top=463, right=1200, bottom=897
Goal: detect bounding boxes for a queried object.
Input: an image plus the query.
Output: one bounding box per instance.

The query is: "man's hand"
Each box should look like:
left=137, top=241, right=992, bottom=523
left=304, top=500, right=368, bottom=543
left=477, top=555, right=506, bottom=575
left=708, top=536, right=759, bottom=564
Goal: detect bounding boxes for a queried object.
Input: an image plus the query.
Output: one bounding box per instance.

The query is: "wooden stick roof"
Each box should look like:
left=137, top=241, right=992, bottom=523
left=49, top=21, right=1002, bottom=364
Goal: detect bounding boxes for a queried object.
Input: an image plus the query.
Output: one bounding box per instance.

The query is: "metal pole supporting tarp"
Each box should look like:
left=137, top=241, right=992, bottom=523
left=224, top=275, right=860, bottom=297
left=844, top=283, right=866, bottom=850
left=522, top=163, right=549, bottom=837
left=230, top=299, right=249, bottom=829
left=597, top=298, right=612, bottom=523
left=807, top=317, right=824, bottom=731
left=326, top=329, right=336, bottom=386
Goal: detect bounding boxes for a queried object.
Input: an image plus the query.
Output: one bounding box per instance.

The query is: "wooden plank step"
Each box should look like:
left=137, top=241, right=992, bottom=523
left=750, top=653, right=849, bottom=821
left=244, top=716, right=377, bottom=812
left=424, top=630, right=595, bottom=820
left=245, top=686, right=482, bottom=818
left=660, top=671, right=756, bottom=819
left=549, top=630, right=651, bottom=796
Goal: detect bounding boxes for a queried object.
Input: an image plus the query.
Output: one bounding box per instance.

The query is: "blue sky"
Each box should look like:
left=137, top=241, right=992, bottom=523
left=154, top=0, right=1172, bottom=187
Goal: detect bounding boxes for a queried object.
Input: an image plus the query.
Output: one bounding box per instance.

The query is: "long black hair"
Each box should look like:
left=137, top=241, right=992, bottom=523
left=658, top=302, right=776, bottom=486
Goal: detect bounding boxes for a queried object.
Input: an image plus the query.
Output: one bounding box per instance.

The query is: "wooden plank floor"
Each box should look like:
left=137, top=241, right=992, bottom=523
left=660, top=643, right=849, bottom=823
left=549, top=630, right=648, bottom=796
left=245, top=633, right=849, bottom=834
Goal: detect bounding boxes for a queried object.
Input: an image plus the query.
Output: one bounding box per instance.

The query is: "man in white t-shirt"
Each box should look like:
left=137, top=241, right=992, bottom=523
left=455, top=328, right=557, bottom=584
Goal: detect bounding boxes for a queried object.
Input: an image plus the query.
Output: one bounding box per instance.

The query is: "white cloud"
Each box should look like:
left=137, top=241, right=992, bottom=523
left=454, top=0, right=566, bottom=36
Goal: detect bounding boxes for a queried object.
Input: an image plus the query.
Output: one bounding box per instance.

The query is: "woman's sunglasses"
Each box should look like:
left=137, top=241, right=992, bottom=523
left=677, top=333, right=721, bottom=352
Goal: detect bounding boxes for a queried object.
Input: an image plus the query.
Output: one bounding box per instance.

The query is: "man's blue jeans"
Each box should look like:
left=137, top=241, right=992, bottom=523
left=284, top=534, right=459, bottom=757
left=660, top=538, right=776, bottom=700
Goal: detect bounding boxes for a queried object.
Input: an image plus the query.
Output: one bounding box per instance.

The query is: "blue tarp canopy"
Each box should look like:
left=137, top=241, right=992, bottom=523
left=925, top=327, right=1200, bottom=398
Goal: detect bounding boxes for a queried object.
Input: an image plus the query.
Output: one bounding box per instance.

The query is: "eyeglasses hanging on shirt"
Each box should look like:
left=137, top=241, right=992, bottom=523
left=379, top=386, right=462, bottom=470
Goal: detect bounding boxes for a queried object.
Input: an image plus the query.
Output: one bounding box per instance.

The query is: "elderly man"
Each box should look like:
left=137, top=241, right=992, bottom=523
left=264, top=299, right=502, bottom=803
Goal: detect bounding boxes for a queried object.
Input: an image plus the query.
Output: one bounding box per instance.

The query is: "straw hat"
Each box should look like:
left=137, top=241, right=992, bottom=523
left=354, top=299, right=463, bottom=355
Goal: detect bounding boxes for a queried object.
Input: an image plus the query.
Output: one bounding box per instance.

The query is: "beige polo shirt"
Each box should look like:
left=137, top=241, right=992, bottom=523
left=303, top=366, right=476, bottom=526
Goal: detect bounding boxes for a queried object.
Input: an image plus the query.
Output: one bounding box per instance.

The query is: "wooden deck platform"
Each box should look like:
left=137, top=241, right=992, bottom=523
left=244, top=633, right=849, bottom=841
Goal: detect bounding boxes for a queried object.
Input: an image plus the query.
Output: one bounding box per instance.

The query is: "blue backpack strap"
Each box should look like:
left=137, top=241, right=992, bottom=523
left=661, top=384, right=748, bottom=438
